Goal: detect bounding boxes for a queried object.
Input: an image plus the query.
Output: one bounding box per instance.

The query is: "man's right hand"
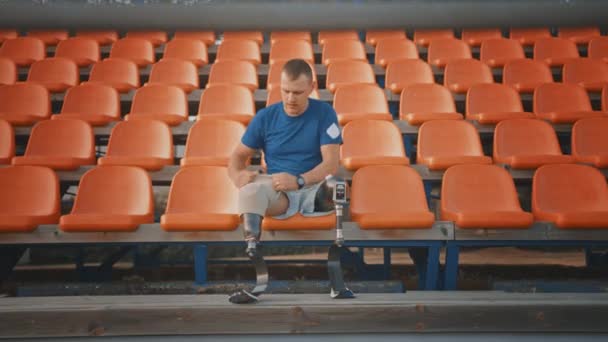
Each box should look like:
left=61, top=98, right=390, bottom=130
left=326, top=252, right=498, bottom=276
left=235, top=170, right=258, bottom=188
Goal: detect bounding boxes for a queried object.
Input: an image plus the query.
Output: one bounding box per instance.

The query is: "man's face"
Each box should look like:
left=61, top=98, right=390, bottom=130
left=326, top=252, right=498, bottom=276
left=280, top=72, right=315, bottom=116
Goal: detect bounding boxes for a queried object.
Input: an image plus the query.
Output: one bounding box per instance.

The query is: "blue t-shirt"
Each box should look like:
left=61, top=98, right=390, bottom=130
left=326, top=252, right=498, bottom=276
left=241, top=99, right=342, bottom=176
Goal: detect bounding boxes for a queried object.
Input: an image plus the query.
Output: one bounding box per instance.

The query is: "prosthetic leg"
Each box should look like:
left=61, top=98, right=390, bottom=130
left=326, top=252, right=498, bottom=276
left=315, top=176, right=355, bottom=299
left=228, top=213, right=269, bottom=304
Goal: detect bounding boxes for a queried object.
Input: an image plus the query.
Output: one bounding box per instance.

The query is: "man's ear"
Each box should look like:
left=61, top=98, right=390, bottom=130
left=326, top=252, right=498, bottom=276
left=310, top=79, right=318, bottom=91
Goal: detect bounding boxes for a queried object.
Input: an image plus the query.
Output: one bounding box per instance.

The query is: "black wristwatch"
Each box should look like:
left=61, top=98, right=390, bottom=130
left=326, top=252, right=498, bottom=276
left=296, top=175, right=305, bottom=189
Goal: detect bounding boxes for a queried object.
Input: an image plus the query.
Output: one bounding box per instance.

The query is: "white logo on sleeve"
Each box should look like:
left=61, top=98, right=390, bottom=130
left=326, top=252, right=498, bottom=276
left=326, top=123, right=340, bottom=139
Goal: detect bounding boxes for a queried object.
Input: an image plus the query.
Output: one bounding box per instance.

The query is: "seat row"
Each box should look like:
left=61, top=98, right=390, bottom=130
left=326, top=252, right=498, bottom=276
left=2, top=117, right=607, bottom=172
left=1, top=162, right=607, bottom=233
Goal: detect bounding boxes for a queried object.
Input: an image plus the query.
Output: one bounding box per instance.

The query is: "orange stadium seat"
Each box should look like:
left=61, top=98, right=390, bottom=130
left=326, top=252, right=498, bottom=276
left=461, top=28, right=503, bottom=47
left=0, top=83, right=50, bottom=125
left=197, top=84, right=255, bottom=125
left=0, top=166, right=60, bottom=232
left=85, top=58, right=140, bottom=93
left=98, top=120, right=174, bottom=171
left=466, top=83, right=534, bottom=124
left=441, top=164, right=533, bottom=228
left=173, top=31, right=216, bottom=46
left=366, top=30, right=406, bottom=47
left=333, top=83, right=392, bottom=125
left=181, top=119, right=245, bottom=168
left=322, top=39, right=367, bottom=66
left=588, top=37, right=608, bottom=63
left=603, top=85, right=608, bottom=112
left=341, top=120, right=409, bottom=171
left=0, top=57, right=16, bottom=85
left=161, top=166, right=240, bottom=231
left=0, top=29, right=18, bottom=44
left=222, top=31, right=264, bottom=46
left=109, top=38, right=155, bottom=67
left=266, top=59, right=317, bottom=90
left=503, top=59, right=554, bottom=93
left=55, top=38, right=100, bottom=67
left=350, top=165, right=434, bottom=229
left=60, top=166, right=154, bottom=232
left=534, top=37, right=579, bottom=67
left=509, top=28, right=551, bottom=46
left=413, top=29, right=454, bottom=47
left=147, top=58, right=199, bottom=93
left=532, top=164, right=608, bottom=229
left=268, top=39, right=314, bottom=65
left=75, top=30, right=119, bottom=46
left=444, top=59, right=494, bottom=93
left=558, top=27, right=601, bottom=44
left=493, top=118, right=574, bottom=169
left=0, top=37, right=45, bottom=67
left=125, top=84, right=188, bottom=126
left=385, top=59, right=434, bottom=94
left=562, top=58, right=608, bottom=92
left=400, top=83, right=463, bottom=125
left=27, top=57, right=79, bottom=93
left=125, top=31, right=168, bottom=47
left=270, top=31, right=312, bottom=44
left=216, top=39, right=261, bottom=65
left=480, top=38, right=526, bottom=68
left=317, top=30, right=359, bottom=45
left=12, top=119, right=95, bottom=170
left=534, top=83, right=606, bottom=123
left=417, top=120, right=491, bottom=170
left=163, top=38, right=208, bottom=67
left=374, top=38, right=418, bottom=68
left=27, top=29, right=68, bottom=46
left=0, top=119, right=14, bottom=164
left=52, top=84, right=120, bottom=125
left=571, top=117, right=608, bottom=168
left=326, top=60, right=375, bottom=93
left=266, top=87, right=319, bottom=106
left=207, top=60, right=258, bottom=91
left=427, top=38, right=472, bottom=68
left=262, top=212, right=336, bottom=230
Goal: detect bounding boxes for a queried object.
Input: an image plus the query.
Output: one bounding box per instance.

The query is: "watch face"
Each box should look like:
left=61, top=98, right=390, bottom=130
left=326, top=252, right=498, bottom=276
left=298, top=177, right=305, bottom=186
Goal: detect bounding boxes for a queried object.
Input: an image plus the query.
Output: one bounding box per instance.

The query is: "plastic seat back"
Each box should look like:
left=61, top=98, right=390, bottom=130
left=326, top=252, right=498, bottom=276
left=270, top=31, right=311, bottom=44
left=125, top=31, right=168, bottom=47
left=0, top=119, right=14, bottom=164
left=400, top=84, right=460, bottom=123
left=126, top=84, right=188, bottom=125
left=222, top=31, right=264, bottom=46
left=56, top=84, right=121, bottom=125
left=532, top=164, right=608, bottom=228
left=572, top=117, right=608, bottom=167
left=182, top=120, right=245, bottom=167
left=269, top=40, right=314, bottom=65
left=326, top=60, right=375, bottom=93
left=27, top=30, right=68, bottom=46
left=562, top=58, right=608, bottom=92
left=427, top=38, right=472, bottom=67
left=0, top=29, right=18, bottom=44
left=374, top=38, right=418, bottom=68
left=558, top=27, right=601, bottom=44
left=534, top=83, right=600, bottom=123
left=12, top=119, right=95, bottom=170
left=503, top=59, right=554, bottom=93
left=385, top=59, right=434, bottom=94
left=207, top=60, right=258, bottom=91
left=444, top=59, right=494, bottom=93
left=466, top=83, right=532, bottom=123
left=55, top=38, right=100, bottom=67
left=27, top=57, right=79, bottom=92
left=441, top=164, right=533, bottom=228
left=75, top=30, right=118, bottom=45
left=350, top=165, right=434, bottom=229
left=366, top=30, right=406, bottom=46
left=322, top=39, right=366, bottom=66
left=588, top=37, right=608, bottom=63
left=198, top=84, right=255, bottom=124
left=413, top=29, right=454, bottom=47
left=0, top=37, right=46, bottom=66
left=341, top=120, right=408, bottom=170
left=461, top=28, right=502, bottom=47
left=333, top=83, right=391, bottom=125
left=174, top=31, right=216, bottom=46
left=0, top=57, right=17, bottom=85
left=534, top=38, right=579, bottom=66
left=0, top=166, right=60, bottom=232
left=509, top=28, right=551, bottom=46
left=480, top=38, right=525, bottom=67
left=110, top=38, right=155, bottom=67
left=318, top=30, right=359, bottom=45
left=0, top=83, right=50, bottom=125
left=87, top=58, right=140, bottom=93
left=216, top=39, right=261, bottom=65
left=163, top=38, right=208, bottom=67
left=148, top=58, right=199, bottom=93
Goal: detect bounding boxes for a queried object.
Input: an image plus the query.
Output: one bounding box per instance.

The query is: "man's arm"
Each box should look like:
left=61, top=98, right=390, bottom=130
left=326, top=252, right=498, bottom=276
left=228, top=142, right=258, bottom=188
left=301, top=143, right=340, bottom=185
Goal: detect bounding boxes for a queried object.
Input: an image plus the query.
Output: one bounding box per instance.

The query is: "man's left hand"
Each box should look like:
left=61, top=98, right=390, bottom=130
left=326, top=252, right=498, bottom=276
left=272, top=173, right=299, bottom=192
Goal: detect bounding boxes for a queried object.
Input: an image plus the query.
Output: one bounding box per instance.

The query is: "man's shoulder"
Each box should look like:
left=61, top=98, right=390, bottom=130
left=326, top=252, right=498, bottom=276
left=308, top=98, right=336, bottom=117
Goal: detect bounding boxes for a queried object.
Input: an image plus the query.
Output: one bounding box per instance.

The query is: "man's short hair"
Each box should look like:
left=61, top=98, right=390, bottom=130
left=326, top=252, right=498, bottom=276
left=282, top=59, right=313, bottom=82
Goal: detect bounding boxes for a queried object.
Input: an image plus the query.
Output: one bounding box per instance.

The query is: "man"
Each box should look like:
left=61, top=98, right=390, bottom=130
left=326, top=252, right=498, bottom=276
left=227, top=58, right=342, bottom=302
